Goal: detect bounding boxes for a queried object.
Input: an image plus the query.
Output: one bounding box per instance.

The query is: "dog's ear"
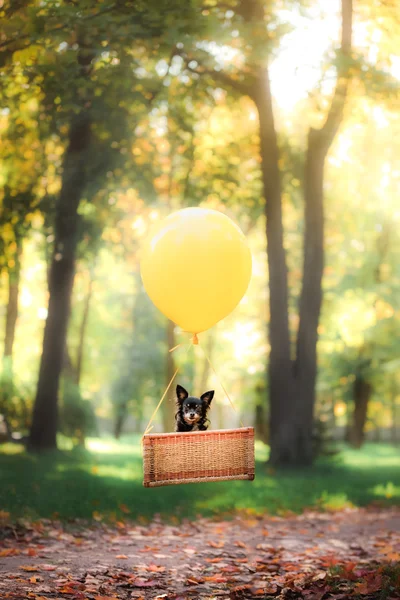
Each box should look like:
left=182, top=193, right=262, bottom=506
left=201, top=390, right=214, bottom=406
left=176, top=385, right=189, bottom=403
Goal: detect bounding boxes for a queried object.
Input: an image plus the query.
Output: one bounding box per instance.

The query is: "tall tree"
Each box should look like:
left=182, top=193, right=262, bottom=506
left=256, top=1, right=352, bottom=464
left=0, top=71, right=44, bottom=430
left=349, top=219, right=392, bottom=447
left=0, top=80, right=45, bottom=375
left=29, top=40, right=94, bottom=450
left=3, top=230, right=23, bottom=370
left=1, top=0, right=199, bottom=450
left=286, top=0, right=352, bottom=463
left=75, top=266, right=95, bottom=386
left=178, top=0, right=353, bottom=464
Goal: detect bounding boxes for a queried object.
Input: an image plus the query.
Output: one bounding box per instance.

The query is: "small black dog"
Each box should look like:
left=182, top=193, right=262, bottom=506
left=175, top=384, right=214, bottom=432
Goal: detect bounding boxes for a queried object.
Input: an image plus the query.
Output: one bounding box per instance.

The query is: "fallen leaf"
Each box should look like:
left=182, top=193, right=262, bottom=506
left=139, top=546, right=160, bottom=553
left=252, top=588, right=271, bottom=596
left=353, top=574, right=383, bottom=596
left=221, top=565, right=241, bottom=573
left=0, top=548, right=19, bottom=557
left=230, top=584, right=252, bottom=598
left=204, top=575, right=228, bottom=583
left=132, top=579, right=159, bottom=588
left=209, top=540, right=225, bottom=548
left=41, top=565, right=57, bottom=571
left=186, top=577, right=202, bottom=585
left=207, top=557, right=224, bottom=564
left=386, top=551, right=400, bottom=561
left=312, top=571, right=327, bottom=581
left=20, top=566, right=40, bottom=572
left=115, top=554, right=128, bottom=559
left=352, top=582, right=371, bottom=595
left=147, top=564, right=165, bottom=573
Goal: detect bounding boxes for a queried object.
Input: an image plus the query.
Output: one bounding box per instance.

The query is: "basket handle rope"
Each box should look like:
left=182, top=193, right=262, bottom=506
left=142, top=341, right=192, bottom=437
left=142, top=333, right=244, bottom=438
left=196, top=341, right=245, bottom=428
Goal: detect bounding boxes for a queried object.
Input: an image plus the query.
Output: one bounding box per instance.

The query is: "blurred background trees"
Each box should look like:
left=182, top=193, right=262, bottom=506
left=0, top=0, right=399, bottom=462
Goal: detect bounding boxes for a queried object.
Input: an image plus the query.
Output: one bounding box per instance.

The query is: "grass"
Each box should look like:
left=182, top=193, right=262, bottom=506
left=0, top=437, right=399, bottom=522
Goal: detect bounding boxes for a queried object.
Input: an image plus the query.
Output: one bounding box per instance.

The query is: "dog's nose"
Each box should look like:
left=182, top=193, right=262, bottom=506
left=189, top=413, right=195, bottom=419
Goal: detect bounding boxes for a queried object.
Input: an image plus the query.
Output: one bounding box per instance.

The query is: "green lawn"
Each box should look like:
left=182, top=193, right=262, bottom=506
left=0, top=437, right=399, bottom=522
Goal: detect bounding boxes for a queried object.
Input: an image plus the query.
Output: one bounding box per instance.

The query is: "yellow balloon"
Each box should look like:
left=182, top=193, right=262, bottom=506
left=140, top=207, right=252, bottom=334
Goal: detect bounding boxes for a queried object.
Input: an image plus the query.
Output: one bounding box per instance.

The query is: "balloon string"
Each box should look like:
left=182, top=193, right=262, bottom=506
left=142, top=332, right=245, bottom=438
left=169, top=343, right=182, bottom=353
left=142, top=342, right=192, bottom=439
left=197, top=339, right=245, bottom=428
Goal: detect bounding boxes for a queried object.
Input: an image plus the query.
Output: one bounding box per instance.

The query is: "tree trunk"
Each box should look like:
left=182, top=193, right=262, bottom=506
left=28, top=111, right=91, bottom=451
left=253, top=70, right=296, bottom=465
left=1, top=234, right=22, bottom=435
left=76, top=268, right=94, bottom=385
left=114, top=409, right=126, bottom=439
left=291, top=129, right=327, bottom=464
left=391, top=387, right=398, bottom=444
left=254, top=69, right=320, bottom=465
left=63, top=342, right=77, bottom=381
left=162, top=319, right=177, bottom=432
left=254, top=403, right=269, bottom=444
left=3, top=234, right=22, bottom=370
left=349, top=375, right=372, bottom=448
left=251, top=0, right=352, bottom=466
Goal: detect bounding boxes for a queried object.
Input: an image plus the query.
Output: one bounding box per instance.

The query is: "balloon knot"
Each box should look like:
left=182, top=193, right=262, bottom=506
left=192, top=333, right=199, bottom=345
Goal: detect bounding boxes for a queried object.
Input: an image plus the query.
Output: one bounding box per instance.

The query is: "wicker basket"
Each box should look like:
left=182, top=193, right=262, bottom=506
left=143, top=427, right=255, bottom=487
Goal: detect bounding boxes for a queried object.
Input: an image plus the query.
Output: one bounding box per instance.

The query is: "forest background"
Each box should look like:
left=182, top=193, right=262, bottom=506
left=0, top=0, right=399, bottom=500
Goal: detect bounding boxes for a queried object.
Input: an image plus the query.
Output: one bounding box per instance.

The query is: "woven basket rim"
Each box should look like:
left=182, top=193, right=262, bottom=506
left=144, top=473, right=254, bottom=487
left=143, top=426, right=254, bottom=440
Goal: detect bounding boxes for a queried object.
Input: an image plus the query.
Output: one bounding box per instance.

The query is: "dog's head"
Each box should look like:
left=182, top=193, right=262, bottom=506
left=176, top=385, right=214, bottom=426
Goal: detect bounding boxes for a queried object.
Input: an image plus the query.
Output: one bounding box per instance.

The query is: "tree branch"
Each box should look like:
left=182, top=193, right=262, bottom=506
left=209, top=68, right=254, bottom=96
left=318, top=0, right=353, bottom=148
left=0, top=3, right=117, bottom=53
left=173, top=47, right=253, bottom=96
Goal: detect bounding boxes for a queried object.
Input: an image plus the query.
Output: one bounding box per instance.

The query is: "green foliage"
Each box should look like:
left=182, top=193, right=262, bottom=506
left=110, top=279, right=166, bottom=429
left=0, top=360, right=32, bottom=435
left=312, top=417, right=339, bottom=459
left=59, top=378, right=98, bottom=446
left=0, top=439, right=398, bottom=521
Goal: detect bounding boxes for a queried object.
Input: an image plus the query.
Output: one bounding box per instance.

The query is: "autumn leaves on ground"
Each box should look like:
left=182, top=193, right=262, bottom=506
left=1, top=440, right=400, bottom=599
left=1, top=508, right=399, bottom=600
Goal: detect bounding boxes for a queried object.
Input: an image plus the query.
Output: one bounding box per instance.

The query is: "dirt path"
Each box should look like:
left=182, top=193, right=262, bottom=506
left=1, top=508, right=399, bottom=599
